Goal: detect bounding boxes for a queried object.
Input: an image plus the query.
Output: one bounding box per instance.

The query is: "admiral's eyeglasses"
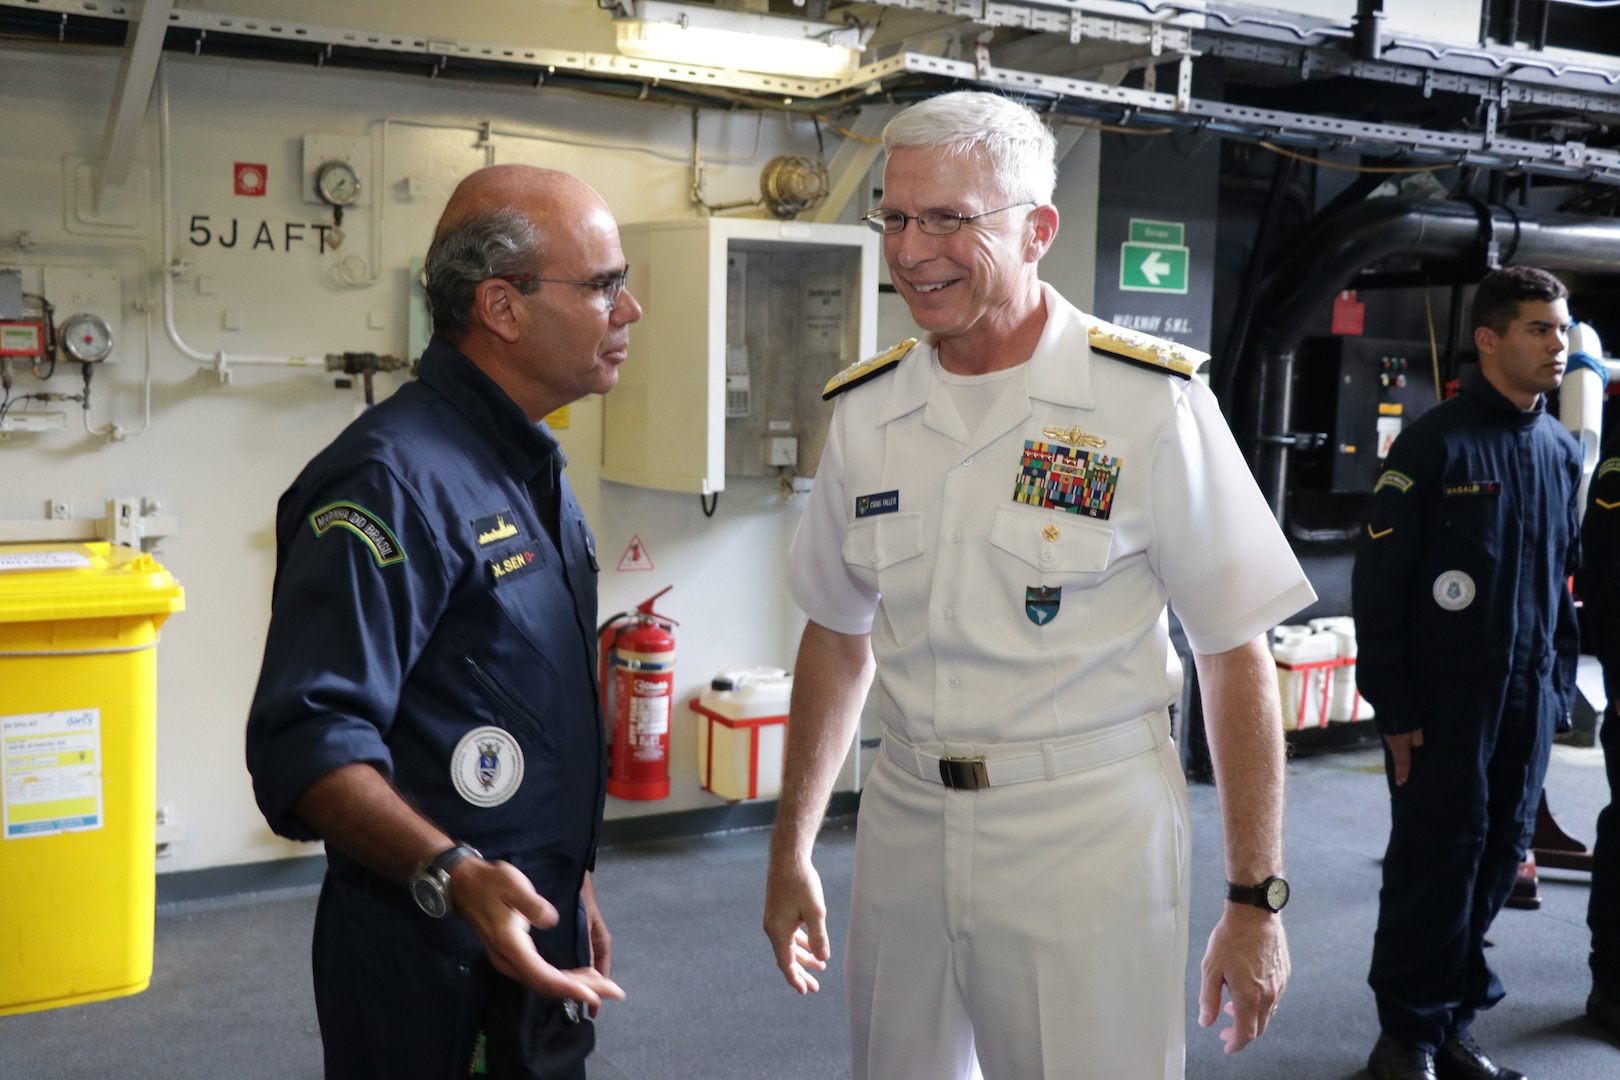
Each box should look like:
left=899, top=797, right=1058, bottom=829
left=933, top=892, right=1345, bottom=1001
left=860, top=202, right=1035, bottom=236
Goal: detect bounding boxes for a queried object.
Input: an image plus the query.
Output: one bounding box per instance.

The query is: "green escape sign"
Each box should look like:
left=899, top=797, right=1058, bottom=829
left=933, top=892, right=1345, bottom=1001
left=1120, top=218, right=1189, bottom=294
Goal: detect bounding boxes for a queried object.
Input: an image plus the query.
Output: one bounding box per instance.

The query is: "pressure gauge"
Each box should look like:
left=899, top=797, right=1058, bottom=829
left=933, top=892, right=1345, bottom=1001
left=315, top=160, right=362, bottom=207
left=59, top=313, right=113, bottom=363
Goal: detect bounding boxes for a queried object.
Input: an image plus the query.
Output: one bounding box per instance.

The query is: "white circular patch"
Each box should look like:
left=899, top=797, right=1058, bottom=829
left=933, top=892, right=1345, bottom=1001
left=451, top=725, right=525, bottom=807
left=1432, top=570, right=1476, bottom=612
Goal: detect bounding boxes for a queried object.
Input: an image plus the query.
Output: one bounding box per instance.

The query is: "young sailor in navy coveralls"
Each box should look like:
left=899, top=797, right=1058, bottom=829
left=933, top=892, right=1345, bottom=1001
left=246, top=166, right=640, bottom=1079
left=1354, top=266, right=1581, bottom=1080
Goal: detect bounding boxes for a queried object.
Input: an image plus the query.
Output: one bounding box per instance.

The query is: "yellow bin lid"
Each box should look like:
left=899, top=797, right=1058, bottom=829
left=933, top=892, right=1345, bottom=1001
left=0, top=542, right=186, bottom=624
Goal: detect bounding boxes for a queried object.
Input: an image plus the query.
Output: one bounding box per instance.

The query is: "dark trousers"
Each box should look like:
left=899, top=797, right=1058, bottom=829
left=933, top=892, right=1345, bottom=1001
left=1369, top=675, right=1553, bottom=1051
left=1590, top=678, right=1620, bottom=996
left=312, top=867, right=592, bottom=1080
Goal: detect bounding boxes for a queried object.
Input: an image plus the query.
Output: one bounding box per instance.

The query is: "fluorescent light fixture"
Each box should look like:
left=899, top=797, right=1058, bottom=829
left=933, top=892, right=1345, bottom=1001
left=616, top=1, right=864, bottom=80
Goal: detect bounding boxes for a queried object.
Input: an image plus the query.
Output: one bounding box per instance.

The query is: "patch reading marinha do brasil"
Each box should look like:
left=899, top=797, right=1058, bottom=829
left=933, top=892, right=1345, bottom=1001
left=308, top=501, right=406, bottom=567
left=1013, top=441, right=1122, bottom=519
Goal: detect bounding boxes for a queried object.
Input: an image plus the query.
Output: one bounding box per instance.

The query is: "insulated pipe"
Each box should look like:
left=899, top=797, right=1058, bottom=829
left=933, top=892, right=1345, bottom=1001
left=1243, top=197, right=1620, bottom=517
left=1566, top=323, right=1608, bottom=522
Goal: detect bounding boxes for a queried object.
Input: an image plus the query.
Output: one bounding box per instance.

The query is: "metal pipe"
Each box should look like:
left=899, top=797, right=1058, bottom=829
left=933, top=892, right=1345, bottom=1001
left=1246, top=197, right=1620, bottom=519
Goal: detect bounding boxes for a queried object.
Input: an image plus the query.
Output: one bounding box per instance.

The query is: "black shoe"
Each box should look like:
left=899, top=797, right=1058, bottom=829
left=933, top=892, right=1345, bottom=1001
left=1368, top=1035, right=1437, bottom=1080
left=1589, top=988, right=1620, bottom=1043
left=1435, top=1033, right=1526, bottom=1080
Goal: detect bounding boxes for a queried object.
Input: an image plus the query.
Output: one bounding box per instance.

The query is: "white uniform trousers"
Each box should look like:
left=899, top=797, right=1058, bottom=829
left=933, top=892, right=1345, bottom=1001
left=846, top=725, right=1191, bottom=1080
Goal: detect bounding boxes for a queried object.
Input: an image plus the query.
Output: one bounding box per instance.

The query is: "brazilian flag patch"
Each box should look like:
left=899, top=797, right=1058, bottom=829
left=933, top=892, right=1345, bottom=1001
left=309, top=501, right=407, bottom=567
left=1373, top=470, right=1414, bottom=495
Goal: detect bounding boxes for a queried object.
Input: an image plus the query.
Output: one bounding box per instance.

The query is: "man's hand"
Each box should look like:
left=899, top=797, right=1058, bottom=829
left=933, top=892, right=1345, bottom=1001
left=1384, top=728, right=1425, bottom=786
left=452, top=858, right=626, bottom=1015
left=1198, top=906, right=1289, bottom=1054
left=763, top=856, right=831, bottom=994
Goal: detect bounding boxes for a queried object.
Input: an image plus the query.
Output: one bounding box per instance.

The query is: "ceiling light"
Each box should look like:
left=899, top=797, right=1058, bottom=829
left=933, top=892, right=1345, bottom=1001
left=615, top=1, right=865, bottom=80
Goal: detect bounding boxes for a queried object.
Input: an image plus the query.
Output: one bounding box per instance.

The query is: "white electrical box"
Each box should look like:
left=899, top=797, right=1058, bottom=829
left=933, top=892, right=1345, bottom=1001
left=602, top=219, right=878, bottom=494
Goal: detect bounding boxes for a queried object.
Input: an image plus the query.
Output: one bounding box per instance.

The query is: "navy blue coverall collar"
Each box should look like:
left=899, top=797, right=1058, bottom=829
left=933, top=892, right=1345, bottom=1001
left=1467, top=374, right=1545, bottom=431
left=417, top=335, right=566, bottom=484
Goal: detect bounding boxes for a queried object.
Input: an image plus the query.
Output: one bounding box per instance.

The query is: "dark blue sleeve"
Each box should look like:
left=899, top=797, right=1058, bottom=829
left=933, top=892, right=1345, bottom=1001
left=1351, top=434, right=1431, bottom=735
left=245, top=460, right=452, bottom=841
left=1581, top=455, right=1620, bottom=668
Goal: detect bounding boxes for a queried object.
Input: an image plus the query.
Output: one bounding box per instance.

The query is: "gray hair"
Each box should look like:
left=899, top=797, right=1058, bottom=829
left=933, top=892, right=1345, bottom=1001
left=423, top=207, right=543, bottom=342
left=883, top=92, right=1057, bottom=206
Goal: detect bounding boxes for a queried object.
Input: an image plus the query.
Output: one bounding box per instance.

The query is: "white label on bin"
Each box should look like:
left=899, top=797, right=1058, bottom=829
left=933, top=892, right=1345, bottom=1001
left=2, top=708, right=103, bottom=839
left=0, top=551, right=93, bottom=573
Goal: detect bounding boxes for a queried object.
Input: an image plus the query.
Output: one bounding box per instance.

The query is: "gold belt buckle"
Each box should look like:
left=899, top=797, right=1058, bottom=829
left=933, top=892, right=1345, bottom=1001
left=938, top=756, right=990, bottom=790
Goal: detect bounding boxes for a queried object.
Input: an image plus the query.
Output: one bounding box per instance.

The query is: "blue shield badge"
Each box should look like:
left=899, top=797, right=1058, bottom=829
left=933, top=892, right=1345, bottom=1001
left=477, top=740, right=501, bottom=790
left=1025, top=585, right=1061, bottom=625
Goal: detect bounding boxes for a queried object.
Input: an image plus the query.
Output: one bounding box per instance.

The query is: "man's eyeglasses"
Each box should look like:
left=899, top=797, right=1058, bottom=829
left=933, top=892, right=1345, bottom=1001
left=497, top=272, right=629, bottom=312
left=860, top=202, right=1035, bottom=237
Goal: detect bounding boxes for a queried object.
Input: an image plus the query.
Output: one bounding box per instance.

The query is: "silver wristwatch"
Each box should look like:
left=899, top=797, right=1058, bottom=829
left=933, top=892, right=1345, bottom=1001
left=409, top=843, right=481, bottom=919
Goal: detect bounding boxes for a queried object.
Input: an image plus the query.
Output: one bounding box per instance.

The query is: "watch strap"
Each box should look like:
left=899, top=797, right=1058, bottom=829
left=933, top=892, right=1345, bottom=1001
left=425, top=843, right=481, bottom=879
left=1226, top=875, right=1288, bottom=911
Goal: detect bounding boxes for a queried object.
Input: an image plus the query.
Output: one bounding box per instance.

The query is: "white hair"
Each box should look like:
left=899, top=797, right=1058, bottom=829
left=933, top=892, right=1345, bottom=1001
left=882, top=92, right=1057, bottom=205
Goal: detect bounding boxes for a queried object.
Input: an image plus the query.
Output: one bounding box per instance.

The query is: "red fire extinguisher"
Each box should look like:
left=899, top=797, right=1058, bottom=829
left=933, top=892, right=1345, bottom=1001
left=598, top=585, right=677, bottom=800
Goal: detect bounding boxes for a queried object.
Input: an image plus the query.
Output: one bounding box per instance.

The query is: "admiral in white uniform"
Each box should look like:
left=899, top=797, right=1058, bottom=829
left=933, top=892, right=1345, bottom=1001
left=763, top=92, right=1315, bottom=1080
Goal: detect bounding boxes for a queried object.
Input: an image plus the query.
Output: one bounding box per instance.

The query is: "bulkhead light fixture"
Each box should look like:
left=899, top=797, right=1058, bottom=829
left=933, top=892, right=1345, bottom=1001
left=615, top=0, right=865, bottom=80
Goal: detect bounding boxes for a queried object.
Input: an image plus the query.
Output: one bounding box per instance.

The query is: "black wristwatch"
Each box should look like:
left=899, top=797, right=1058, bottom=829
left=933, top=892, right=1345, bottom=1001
left=409, top=843, right=481, bottom=919
left=1226, top=875, right=1289, bottom=913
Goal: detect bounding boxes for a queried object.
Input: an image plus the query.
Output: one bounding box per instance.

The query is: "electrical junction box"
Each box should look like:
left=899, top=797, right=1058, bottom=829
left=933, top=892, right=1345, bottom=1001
left=0, top=269, right=22, bottom=319
left=42, top=268, right=122, bottom=364
left=603, top=218, right=878, bottom=494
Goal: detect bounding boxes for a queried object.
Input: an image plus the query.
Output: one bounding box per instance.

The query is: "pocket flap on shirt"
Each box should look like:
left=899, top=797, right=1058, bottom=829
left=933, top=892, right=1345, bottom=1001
left=842, top=512, right=926, bottom=573
left=990, top=503, right=1112, bottom=573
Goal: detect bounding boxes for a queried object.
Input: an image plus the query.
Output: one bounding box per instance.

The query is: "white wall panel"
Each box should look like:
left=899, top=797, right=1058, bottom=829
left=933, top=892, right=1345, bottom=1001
left=0, top=39, right=1101, bottom=872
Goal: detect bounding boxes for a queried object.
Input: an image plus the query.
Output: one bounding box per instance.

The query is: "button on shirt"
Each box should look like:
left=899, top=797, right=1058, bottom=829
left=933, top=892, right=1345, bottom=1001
left=789, top=284, right=1316, bottom=747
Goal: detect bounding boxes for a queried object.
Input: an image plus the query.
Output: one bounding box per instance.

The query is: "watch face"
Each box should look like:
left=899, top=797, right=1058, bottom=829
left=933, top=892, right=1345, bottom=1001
left=1265, top=877, right=1290, bottom=911
left=410, top=874, right=450, bottom=919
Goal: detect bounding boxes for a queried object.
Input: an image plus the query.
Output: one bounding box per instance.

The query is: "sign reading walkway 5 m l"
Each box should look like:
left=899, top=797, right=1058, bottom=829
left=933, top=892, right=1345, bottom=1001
left=1120, top=219, right=1189, bottom=295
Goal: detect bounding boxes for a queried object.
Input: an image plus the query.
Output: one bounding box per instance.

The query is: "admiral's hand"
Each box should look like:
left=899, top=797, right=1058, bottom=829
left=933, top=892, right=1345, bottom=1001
left=763, top=855, right=831, bottom=995
left=1198, top=905, right=1288, bottom=1054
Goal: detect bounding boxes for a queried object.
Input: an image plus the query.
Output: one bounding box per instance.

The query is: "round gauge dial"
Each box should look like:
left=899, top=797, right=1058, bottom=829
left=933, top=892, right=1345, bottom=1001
left=316, top=160, right=362, bottom=207
left=60, top=313, right=113, bottom=363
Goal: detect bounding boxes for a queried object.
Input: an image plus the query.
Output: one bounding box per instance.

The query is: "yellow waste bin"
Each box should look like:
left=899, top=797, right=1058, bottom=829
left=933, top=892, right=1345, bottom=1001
left=0, top=541, right=184, bottom=1017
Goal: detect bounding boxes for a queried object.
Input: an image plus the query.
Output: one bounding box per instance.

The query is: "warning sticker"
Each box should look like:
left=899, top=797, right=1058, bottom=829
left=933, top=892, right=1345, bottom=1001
left=617, top=535, right=655, bottom=572
left=3, top=709, right=104, bottom=839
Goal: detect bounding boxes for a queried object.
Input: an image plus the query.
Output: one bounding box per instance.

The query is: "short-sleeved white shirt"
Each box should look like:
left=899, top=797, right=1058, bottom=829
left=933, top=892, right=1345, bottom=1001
left=789, top=284, right=1316, bottom=747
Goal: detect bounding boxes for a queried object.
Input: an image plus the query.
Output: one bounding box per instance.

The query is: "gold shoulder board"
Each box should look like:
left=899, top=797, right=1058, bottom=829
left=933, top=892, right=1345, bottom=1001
left=1087, top=321, right=1208, bottom=380
left=822, top=338, right=919, bottom=401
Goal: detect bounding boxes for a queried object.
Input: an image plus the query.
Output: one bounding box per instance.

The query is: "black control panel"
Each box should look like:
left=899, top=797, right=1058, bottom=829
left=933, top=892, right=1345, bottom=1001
left=1293, top=336, right=1444, bottom=494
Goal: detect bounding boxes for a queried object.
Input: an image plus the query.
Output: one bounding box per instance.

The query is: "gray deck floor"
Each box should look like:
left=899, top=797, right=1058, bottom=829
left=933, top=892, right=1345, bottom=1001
left=0, top=739, right=1615, bottom=1079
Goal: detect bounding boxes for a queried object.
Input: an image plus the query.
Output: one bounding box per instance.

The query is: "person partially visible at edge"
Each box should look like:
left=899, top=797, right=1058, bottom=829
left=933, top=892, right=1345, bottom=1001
left=762, top=90, right=1316, bottom=1080
left=1353, top=265, right=1579, bottom=1080
left=246, top=164, right=641, bottom=1079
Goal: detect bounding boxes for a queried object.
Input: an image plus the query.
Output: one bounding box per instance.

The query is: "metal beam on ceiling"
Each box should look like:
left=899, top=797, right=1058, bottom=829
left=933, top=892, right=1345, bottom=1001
left=6, top=0, right=1620, bottom=186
